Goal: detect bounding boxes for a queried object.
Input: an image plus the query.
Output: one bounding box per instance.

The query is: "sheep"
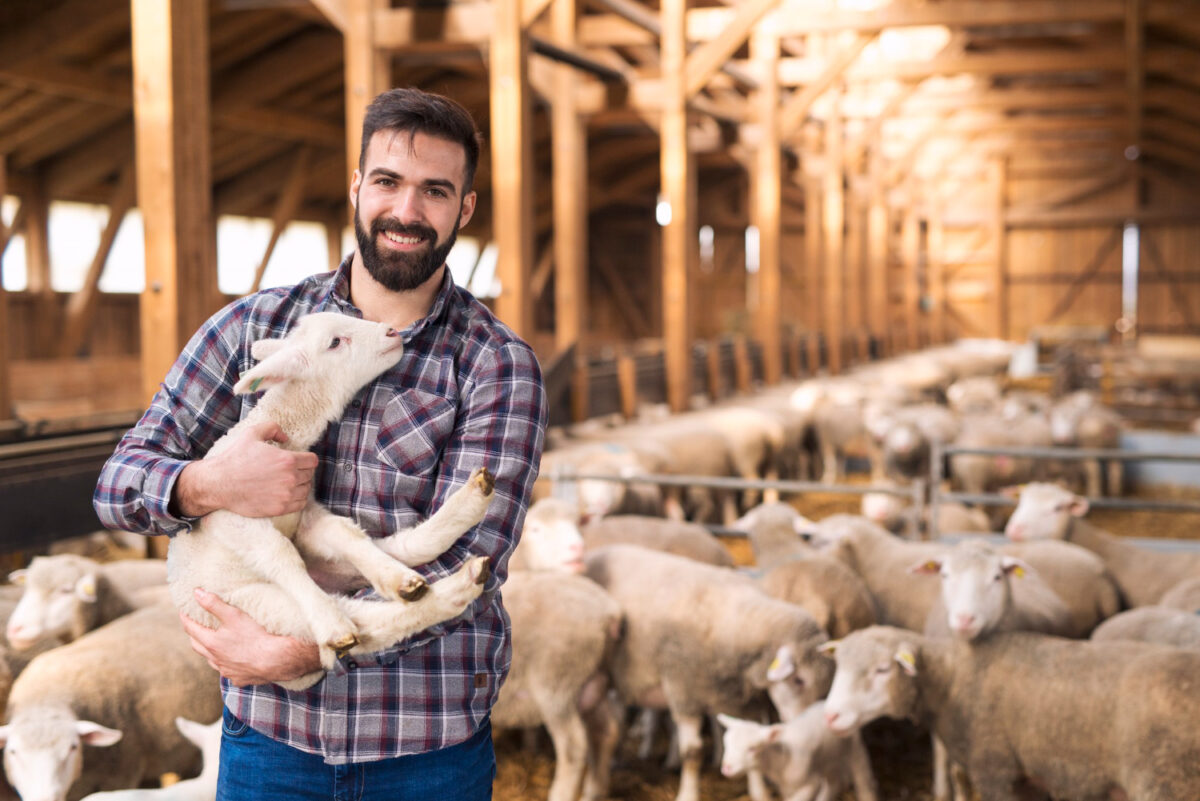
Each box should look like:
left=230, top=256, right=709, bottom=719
left=47, top=529, right=148, bottom=562
left=584, top=545, right=833, bottom=801
left=733, top=503, right=877, bottom=638
left=1090, top=607, right=1200, bottom=650
left=860, top=486, right=991, bottom=538
left=167, top=312, right=496, bottom=690
left=77, top=717, right=220, bottom=801
left=580, top=515, right=735, bottom=568
left=1048, top=391, right=1125, bottom=496
left=6, top=555, right=169, bottom=651
left=821, top=626, right=1200, bottom=801
left=490, top=497, right=624, bottom=801
left=534, top=442, right=665, bottom=520
left=716, top=703, right=878, bottom=801
left=792, top=378, right=872, bottom=484
left=945, top=376, right=1002, bottom=414
left=811, top=514, right=1120, bottom=637
left=949, top=411, right=1052, bottom=502
left=692, top=405, right=788, bottom=508
left=0, top=604, right=222, bottom=801
left=865, top=402, right=961, bottom=481
left=1160, top=576, right=1200, bottom=611
left=1005, top=482, right=1200, bottom=606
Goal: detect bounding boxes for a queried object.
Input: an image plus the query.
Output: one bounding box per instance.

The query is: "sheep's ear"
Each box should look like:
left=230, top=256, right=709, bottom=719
left=817, top=640, right=839, bottom=658
left=175, top=717, right=206, bottom=747
left=729, top=509, right=756, bottom=533
left=1067, top=496, right=1090, bottom=517
left=234, top=348, right=307, bottom=395
left=76, top=720, right=123, bottom=747
left=792, top=515, right=816, bottom=536
left=908, top=558, right=942, bottom=576
left=894, top=646, right=918, bottom=677
left=8, top=568, right=26, bottom=586
left=74, top=574, right=98, bottom=603
left=715, top=713, right=741, bottom=730
left=250, top=337, right=287, bottom=361
left=766, top=645, right=796, bottom=681
left=1000, top=556, right=1032, bottom=579
left=0, top=725, right=10, bottom=748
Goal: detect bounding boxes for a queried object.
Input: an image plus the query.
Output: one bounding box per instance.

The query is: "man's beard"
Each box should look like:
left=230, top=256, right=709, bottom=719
left=354, top=208, right=459, bottom=292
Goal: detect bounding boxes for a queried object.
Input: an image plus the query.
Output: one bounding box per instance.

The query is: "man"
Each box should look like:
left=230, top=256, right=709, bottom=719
left=94, top=88, right=547, bottom=800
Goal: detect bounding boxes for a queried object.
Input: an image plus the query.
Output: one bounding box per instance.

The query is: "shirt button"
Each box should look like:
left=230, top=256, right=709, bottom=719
left=351, top=399, right=361, bottom=408
left=342, top=461, right=353, bottom=474
left=346, top=660, right=358, bottom=670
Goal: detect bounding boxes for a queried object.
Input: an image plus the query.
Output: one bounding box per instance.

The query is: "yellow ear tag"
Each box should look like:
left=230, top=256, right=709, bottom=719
left=897, top=650, right=916, bottom=671
left=769, top=657, right=782, bottom=673
left=1012, top=566, right=1026, bottom=578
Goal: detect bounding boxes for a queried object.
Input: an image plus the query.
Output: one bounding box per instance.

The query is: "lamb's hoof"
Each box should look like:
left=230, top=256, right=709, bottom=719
left=470, top=556, right=491, bottom=586
left=472, top=467, right=495, bottom=496
left=331, top=633, right=359, bottom=659
left=398, top=577, right=429, bottom=601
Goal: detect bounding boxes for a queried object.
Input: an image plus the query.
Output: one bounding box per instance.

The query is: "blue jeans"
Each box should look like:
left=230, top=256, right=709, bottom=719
left=216, top=706, right=495, bottom=801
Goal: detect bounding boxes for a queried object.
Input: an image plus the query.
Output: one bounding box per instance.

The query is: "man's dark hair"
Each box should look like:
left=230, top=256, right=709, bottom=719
left=359, top=88, right=483, bottom=192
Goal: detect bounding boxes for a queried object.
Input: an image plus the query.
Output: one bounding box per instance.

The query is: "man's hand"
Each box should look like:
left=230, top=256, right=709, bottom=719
left=173, top=420, right=318, bottom=518
left=180, top=588, right=322, bottom=687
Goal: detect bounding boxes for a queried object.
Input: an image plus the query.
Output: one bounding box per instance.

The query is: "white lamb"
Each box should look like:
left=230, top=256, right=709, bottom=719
left=78, top=717, right=220, bottom=801
left=167, top=312, right=495, bottom=690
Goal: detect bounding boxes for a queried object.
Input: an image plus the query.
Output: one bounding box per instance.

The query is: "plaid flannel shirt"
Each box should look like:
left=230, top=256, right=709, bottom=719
left=93, top=259, right=547, bottom=764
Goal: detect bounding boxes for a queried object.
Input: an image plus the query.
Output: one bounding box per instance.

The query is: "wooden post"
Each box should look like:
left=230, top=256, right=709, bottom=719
left=343, top=0, right=390, bottom=200
left=989, top=156, right=1010, bottom=340
left=901, top=211, right=921, bottom=352
left=661, top=0, right=694, bottom=411
left=733, top=336, right=753, bottom=394
left=132, top=0, right=218, bottom=403
left=570, top=360, right=590, bottom=422
left=928, top=207, right=947, bottom=343
left=867, top=145, right=889, bottom=357
left=751, top=19, right=782, bottom=385
left=616, top=352, right=637, bottom=420
left=0, top=157, right=11, bottom=420
left=706, top=342, right=723, bottom=400
left=491, top=0, right=535, bottom=339
left=845, top=145, right=867, bottom=363
left=823, top=92, right=845, bottom=374
left=23, top=175, right=56, bottom=358
left=552, top=0, right=587, bottom=354
left=802, top=129, right=823, bottom=372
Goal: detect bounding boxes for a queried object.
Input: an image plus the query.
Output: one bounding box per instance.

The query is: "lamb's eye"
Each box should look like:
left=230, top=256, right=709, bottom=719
left=328, top=337, right=342, bottom=350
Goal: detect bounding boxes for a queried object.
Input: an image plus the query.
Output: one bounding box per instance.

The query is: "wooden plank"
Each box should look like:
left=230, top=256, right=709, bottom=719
left=59, top=164, right=136, bottom=359
left=310, top=0, right=348, bottom=32
left=866, top=146, right=889, bottom=351
left=551, top=0, right=587, bottom=353
left=927, top=208, right=946, bottom=344
left=344, top=0, right=390, bottom=203
left=752, top=20, right=782, bottom=385
left=1128, top=0, right=1145, bottom=156
left=824, top=94, right=845, bottom=374
left=989, top=157, right=1009, bottom=339
left=491, top=0, right=536, bottom=338
left=22, top=175, right=55, bottom=358
left=1044, top=228, right=1124, bottom=324
left=901, top=211, right=921, bottom=351
left=1140, top=232, right=1197, bottom=328
left=780, top=32, right=874, bottom=139
left=132, top=0, right=218, bottom=403
left=684, top=0, right=777, bottom=100
left=251, top=147, right=311, bottom=293
left=0, top=157, right=10, bottom=420
left=661, top=0, right=693, bottom=411
left=804, top=164, right=823, bottom=344
left=617, top=353, right=637, bottom=420
left=845, top=150, right=867, bottom=356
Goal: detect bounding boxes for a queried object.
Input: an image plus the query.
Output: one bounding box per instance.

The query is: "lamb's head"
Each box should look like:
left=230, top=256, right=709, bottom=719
left=715, top=714, right=781, bottom=778
left=910, top=540, right=1030, bottom=640
left=763, top=636, right=835, bottom=721
left=733, top=503, right=816, bottom=562
left=233, top=313, right=404, bottom=409
left=512, top=498, right=585, bottom=573
left=1003, top=482, right=1087, bottom=541
left=821, top=626, right=920, bottom=737
left=6, top=555, right=100, bottom=650
left=0, top=707, right=121, bottom=801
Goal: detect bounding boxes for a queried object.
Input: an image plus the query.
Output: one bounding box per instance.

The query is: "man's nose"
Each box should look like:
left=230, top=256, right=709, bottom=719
left=391, top=187, right=425, bottom=223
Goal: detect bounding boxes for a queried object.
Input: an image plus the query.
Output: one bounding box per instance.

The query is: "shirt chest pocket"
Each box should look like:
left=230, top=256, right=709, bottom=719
left=375, top=389, right=458, bottom=478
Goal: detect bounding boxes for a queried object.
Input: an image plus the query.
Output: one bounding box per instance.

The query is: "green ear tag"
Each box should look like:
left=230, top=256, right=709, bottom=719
left=249, top=377, right=264, bottom=392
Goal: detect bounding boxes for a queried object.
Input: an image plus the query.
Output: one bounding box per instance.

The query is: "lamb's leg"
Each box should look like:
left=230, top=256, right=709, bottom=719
left=296, top=504, right=428, bottom=601
left=746, top=769, right=773, bottom=801
left=375, top=467, right=495, bottom=565
left=670, top=711, right=705, bottom=801
left=846, top=729, right=879, bottom=801
left=211, top=514, right=358, bottom=655
left=338, top=556, right=490, bottom=652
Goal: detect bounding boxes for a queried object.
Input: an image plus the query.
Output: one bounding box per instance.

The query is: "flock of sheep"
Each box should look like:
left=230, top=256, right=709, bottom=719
left=0, top=335, right=1197, bottom=801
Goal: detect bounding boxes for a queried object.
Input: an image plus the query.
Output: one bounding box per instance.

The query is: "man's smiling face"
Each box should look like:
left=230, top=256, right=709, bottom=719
left=350, top=129, right=477, bottom=292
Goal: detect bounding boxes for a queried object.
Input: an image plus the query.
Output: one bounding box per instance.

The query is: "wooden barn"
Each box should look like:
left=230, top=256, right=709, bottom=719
left=2, top=3, right=1200, bottom=797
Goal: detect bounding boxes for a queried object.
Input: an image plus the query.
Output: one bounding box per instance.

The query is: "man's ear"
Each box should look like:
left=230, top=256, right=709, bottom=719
left=349, top=169, right=362, bottom=210
left=458, top=190, right=477, bottom=229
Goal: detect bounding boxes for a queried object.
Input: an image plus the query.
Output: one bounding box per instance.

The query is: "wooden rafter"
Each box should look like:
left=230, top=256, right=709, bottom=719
left=780, top=32, right=875, bottom=140
left=1141, top=231, right=1197, bottom=327
left=251, top=146, right=311, bottom=294
left=683, top=0, right=776, bottom=100
left=1044, top=227, right=1124, bottom=324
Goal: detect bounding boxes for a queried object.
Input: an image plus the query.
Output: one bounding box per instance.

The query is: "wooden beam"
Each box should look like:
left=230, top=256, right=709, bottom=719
left=684, top=0, right=777, bottom=100
left=344, top=0, right=390, bottom=210
left=751, top=19, right=782, bottom=385
left=1142, top=231, right=1197, bottom=328
left=866, top=145, right=889, bottom=352
left=780, top=32, right=874, bottom=139
left=0, top=201, right=26, bottom=262
left=310, top=0, right=348, bottom=32
left=1044, top=228, right=1123, bottom=324
left=325, top=216, right=345, bottom=271
left=803, top=156, right=823, bottom=349
left=59, top=164, right=136, bottom=359
left=251, top=147, right=311, bottom=294
left=1127, top=0, right=1145, bottom=157
left=989, top=157, right=1009, bottom=339
left=0, top=157, right=10, bottom=420
left=132, top=0, right=218, bottom=403
left=595, top=254, right=652, bottom=337
left=1011, top=166, right=1131, bottom=214
left=823, top=96, right=846, bottom=374
left=491, top=0, right=536, bottom=338
left=551, top=0, right=588, bottom=353
left=927, top=208, right=946, bottom=344
left=661, top=0, right=694, bottom=411
left=900, top=211, right=920, bottom=351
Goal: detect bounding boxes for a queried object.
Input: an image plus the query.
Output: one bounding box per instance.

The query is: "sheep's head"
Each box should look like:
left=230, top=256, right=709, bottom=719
left=821, top=626, right=920, bottom=736
left=234, top=313, right=404, bottom=401
left=6, top=555, right=100, bottom=650
left=514, top=498, right=585, bottom=573
left=910, top=541, right=1029, bottom=641
left=0, top=708, right=121, bottom=801
left=1003, top=482, right=1087, bottom=541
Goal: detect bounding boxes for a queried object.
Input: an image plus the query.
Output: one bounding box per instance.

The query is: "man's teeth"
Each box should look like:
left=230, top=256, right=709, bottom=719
left=383, top=231, right=423, bottom=244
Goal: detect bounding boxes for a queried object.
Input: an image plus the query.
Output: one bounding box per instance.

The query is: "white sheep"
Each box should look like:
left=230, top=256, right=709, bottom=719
left=581, top=515, right=735, bottom=568
left=822, top=626, right=1200, bottom=801
left=0, top=605, right=222, bottom=801
left=1005, top=482, right=1200, bottom=606
left=6, top=555, right=168, bottom=651
left=716, top=703, right=878, bottom=801
left=78, top=717, right=220, bottom=801
left=167, top=312, right=494, bottom=690
left=1090, top=606, right=1200, bottom=650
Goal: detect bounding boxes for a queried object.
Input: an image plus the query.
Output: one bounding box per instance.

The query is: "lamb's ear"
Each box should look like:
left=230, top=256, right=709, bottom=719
left=908, top=558, right=943, bottom=576
left=8, top=568, right=26, bottom=586
left=76, top=720, right=123, bottom=747
left=74, top=574, right=98, bottom=604
left=1000, top=555, right=1033, bottom=579
left=715, top=713, right=742, bottom=730
left=1067, top=496, right=1090, bottom=517
left=233, top=347, right=307, bottom=395
left=250, top=337, right=288, bottom=361
left=894, top=645, right=918, bottom=677
left=792, top=515, right=816, bottom=537
left=817, top=640, right=839, bottom=658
